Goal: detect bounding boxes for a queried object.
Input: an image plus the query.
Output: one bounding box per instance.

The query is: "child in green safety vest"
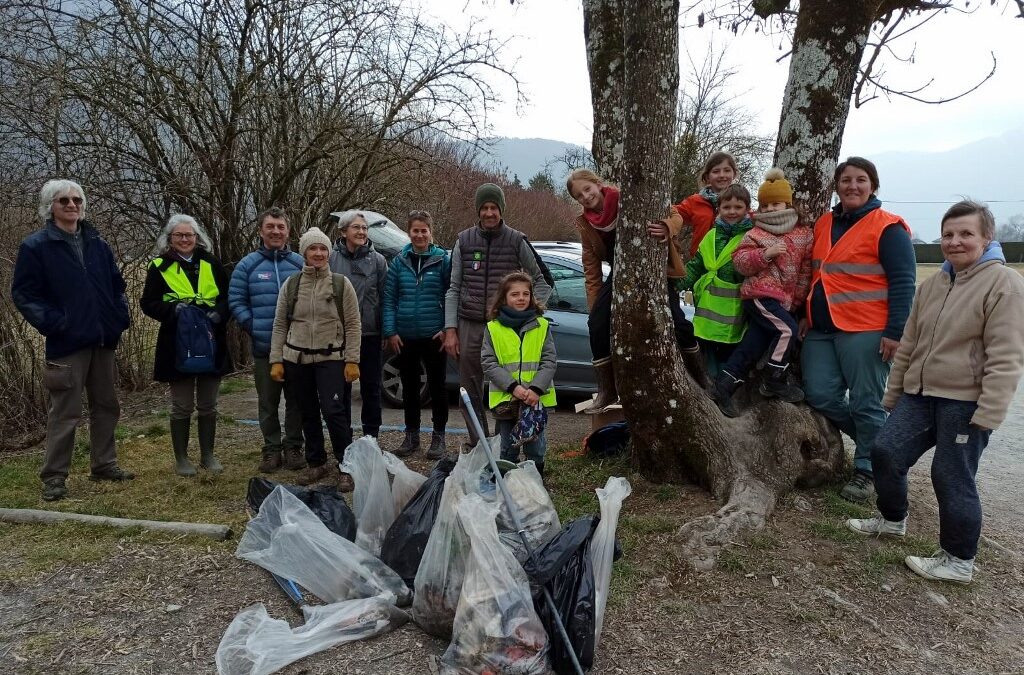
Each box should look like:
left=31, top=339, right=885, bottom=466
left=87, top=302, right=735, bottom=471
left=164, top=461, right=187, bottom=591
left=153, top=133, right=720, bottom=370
left=673, top=184, right=755, bottom=376
left=480, top=271, right=557, bottom=475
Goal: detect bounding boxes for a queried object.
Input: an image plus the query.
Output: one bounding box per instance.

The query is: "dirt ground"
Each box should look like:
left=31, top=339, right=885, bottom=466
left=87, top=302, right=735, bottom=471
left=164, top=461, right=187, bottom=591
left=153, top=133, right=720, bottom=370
left=2, top=380, right=1023, bottom=674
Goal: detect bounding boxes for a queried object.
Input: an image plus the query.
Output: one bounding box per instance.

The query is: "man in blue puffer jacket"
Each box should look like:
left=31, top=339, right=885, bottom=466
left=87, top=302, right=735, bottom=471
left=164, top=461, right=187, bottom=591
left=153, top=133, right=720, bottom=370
left=228, top=207, right=305, bottom=473
left=382, top=211, right=451, bottom=458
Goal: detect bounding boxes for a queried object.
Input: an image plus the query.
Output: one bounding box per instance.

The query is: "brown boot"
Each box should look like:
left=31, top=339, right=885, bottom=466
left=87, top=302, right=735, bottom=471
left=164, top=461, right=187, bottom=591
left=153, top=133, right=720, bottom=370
left=585, top=357, right=618, bottom=414
left=681, top=345, right=711, bottom=390
left=259, top=451, right=282, bottom=473
left=283, top=447, right=306, bottom=471
left=295, top=463, right=333, bottom=486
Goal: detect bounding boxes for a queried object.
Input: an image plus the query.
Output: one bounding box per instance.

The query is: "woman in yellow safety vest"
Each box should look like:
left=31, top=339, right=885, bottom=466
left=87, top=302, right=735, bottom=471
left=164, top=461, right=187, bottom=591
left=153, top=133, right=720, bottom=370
left=481, top=272, right=557, bottom=475
left=141, top=214, right=232, bottom=477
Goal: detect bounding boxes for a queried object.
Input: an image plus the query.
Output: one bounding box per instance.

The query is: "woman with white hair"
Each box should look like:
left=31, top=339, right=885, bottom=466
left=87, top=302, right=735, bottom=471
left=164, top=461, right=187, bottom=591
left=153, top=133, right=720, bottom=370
left=140, top=214, right=232, bottom=476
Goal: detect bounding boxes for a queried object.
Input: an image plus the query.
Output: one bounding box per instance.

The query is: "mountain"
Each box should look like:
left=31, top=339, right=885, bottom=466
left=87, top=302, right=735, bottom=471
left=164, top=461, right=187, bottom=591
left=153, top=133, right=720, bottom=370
left=464, top=137, right=588, bottom=187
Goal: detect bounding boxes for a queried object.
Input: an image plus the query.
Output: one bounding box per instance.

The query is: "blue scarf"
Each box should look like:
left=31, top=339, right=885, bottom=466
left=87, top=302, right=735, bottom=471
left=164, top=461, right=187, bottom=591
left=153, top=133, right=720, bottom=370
left=715, top=215, right=753, bottom=239
left=498, top=306, right=537, bottom=330
left=699, top=186, right=719, bottom=208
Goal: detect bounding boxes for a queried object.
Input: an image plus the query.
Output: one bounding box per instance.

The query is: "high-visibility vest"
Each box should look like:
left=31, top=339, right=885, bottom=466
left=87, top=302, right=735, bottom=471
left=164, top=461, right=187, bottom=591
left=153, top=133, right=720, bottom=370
left=691, top=230, right=746, bottom=344
left=153, top=257, right=220, bottom=308
left=808, top=208, right=909, bottom=332
left=486, top=317, right=557, bottom=409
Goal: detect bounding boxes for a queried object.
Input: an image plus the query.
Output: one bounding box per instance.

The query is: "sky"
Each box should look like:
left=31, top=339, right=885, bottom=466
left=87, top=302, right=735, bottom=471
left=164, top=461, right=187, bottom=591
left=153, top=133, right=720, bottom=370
left=423, top=0, right=1024, bottom=164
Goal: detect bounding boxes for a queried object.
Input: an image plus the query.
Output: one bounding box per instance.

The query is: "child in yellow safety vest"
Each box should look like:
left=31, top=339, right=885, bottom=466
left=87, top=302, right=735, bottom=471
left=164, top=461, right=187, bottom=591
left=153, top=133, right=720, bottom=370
left=480, top=272, right=557, bottom=474
left=673, top=184, right=755, bottom=376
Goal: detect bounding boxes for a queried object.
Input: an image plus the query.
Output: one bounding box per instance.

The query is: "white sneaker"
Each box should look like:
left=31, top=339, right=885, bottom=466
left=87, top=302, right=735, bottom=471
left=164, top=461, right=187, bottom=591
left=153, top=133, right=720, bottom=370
left=905, top=550, right=974, bottom=585
left=846, top=514, right=907, bottom=537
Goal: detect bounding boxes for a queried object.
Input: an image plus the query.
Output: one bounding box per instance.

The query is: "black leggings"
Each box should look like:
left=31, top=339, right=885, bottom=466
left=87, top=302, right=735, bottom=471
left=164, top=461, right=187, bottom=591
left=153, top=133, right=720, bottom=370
left=395, top=336, right=449, bottom=432
left=588, top=272, right=697, bottom=360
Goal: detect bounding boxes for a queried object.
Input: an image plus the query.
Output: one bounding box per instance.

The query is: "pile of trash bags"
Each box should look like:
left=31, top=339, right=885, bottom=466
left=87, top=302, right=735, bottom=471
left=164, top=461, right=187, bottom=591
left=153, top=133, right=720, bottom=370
left=218, top=435, right=632, bottom=675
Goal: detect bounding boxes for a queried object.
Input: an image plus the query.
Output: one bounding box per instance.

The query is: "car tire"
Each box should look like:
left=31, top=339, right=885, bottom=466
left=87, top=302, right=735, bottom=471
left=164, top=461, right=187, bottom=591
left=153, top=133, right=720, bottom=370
left=381, top=353, right=430, bottom=408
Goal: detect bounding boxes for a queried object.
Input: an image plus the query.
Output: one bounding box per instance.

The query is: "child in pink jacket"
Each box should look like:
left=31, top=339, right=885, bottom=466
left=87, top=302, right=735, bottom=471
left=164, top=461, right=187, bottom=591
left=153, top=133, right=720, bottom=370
left=708, top=168, right=813, bottom=417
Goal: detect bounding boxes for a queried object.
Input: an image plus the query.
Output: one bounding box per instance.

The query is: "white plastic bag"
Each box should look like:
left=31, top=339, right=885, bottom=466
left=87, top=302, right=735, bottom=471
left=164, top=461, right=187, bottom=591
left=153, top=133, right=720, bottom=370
left=236, top=486, right=411, bottom=606
left=341, top=436, right=396, bottom=556
left=496, top=460, right=561, bottom=563
left=590, top=476, right=631, bottom=650
left=382, top=450, right=427, bottom=514
left=438, top=493, right=549, bottom=674
left=215, top=594, right=408, bottom=675
left=411, top=438, right=492, bottom=637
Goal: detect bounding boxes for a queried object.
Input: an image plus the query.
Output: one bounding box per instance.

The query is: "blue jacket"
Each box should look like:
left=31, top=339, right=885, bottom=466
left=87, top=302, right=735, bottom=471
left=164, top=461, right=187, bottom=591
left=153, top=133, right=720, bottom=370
left=12, top=220, right=131, bottom=359
left=228, top=246, right=304, bottom=357
left=383, top=243, right=450, bottom=340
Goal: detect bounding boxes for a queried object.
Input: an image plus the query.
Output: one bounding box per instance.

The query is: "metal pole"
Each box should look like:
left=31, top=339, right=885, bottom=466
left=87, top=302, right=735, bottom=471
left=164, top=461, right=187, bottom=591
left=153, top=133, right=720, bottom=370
left=459, top=388, right=585, bottom=675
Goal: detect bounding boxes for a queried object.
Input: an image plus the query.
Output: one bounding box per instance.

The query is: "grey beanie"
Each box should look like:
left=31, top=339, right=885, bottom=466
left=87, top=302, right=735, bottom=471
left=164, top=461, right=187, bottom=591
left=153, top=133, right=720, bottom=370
left=475, top=183, right=506, bottom=215
left=298, top=227, right=332, bottom=256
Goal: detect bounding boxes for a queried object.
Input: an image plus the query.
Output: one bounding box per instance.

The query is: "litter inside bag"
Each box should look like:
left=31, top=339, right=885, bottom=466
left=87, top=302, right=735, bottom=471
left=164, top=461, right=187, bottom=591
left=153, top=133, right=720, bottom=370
left=341, top=436, right=397, bottom=556
left=412, top=439, right=493, bottom=638
left=523, top=516, right=599, bottom=674
left=381, top=456, right=457, bottom=588
left=492, top=461, right=561, bottom=564
left=245, top=477, right=356, bottom=541
left=437, top=493, right=549, bottom=675
left=236, top=486, right=411, bottom=606
left=382, top=450, right=428, bottom=515
left=215, top=594, right=408, bottom=675
left=591, top=476, right=631, bottom=650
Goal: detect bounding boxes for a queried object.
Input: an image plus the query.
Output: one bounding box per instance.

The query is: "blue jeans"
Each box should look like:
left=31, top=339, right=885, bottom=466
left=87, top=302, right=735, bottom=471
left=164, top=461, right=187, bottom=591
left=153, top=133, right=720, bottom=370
left=496, top=418, right=547, bottom=465
left=801, top=329, right=890, bottom=475
left=872, top=394, right=990, bottom=560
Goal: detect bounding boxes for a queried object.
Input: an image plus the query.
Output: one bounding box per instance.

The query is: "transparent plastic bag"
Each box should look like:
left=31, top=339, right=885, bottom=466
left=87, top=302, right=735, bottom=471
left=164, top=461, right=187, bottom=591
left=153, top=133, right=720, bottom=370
left=411, top=439, right=493, bottom=638
left=340, top=436, right=396, bottom=556
left=495, top=461, right=561, bottom=564
left=382, top=450, right=428, bottom=515
left=215, top=594, right=408, bottom=675
left=236, top=486, right=411, bottom=606
left=590, top=476, right=631, bottom=650
left=438, top=493, right=549, bottom=675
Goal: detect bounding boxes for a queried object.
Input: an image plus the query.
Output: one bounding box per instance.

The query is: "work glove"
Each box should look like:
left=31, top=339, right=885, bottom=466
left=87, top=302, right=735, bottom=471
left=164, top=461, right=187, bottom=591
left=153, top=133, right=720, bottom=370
left=270, top=363, right=285, bottom=382
left=344, top=362, right=360, bottom=383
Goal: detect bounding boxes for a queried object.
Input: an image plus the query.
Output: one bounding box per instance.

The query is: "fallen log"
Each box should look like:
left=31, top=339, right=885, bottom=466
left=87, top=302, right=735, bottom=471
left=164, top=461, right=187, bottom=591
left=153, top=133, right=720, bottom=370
left=0, top=508, right=232, bottom=540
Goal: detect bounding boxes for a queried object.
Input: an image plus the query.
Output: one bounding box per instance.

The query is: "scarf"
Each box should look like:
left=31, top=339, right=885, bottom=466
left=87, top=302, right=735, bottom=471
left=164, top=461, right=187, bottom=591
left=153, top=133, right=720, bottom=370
left=699, top=186, right=720, bottom=208
left=715, top=215, right=753, bottom=239
left=754, top=208, right=798, bottom=235
left=498, top=306, right=537, bottom=331
left=583, top=186, right=620, bottom=232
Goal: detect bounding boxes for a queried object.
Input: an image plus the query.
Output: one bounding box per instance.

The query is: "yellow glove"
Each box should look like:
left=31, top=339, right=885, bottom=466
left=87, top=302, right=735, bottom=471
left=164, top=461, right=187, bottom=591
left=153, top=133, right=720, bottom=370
left=270, top=363, right=285, bottom=382
left=344, top=362, right=360, bottom=383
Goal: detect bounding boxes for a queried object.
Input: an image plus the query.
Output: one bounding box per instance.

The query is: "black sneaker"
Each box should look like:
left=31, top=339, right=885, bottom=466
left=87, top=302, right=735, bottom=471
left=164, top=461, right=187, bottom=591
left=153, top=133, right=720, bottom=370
left=759, top=366, right=805, bottom=403
left=710, top=372, right=741, bottom=418
left=840, top=471, right=875, bottom=503
left=42, top=478, right=67, bottom=502
left=89, top=466, right=136, bottom=482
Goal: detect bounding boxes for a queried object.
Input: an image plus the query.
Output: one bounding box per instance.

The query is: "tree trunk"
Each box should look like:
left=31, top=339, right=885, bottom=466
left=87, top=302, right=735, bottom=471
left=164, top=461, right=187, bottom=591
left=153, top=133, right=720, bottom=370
left=582, top=0, right=625, bottom=182
left=585, top=0, right=847, bottom=567
left=772, top=0, right=875, bottom=218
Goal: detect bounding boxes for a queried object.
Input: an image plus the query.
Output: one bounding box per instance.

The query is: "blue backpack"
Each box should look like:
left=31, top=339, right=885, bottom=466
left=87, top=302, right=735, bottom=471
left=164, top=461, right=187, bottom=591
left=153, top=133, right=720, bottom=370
left=175, top=304, right=217, bottom=374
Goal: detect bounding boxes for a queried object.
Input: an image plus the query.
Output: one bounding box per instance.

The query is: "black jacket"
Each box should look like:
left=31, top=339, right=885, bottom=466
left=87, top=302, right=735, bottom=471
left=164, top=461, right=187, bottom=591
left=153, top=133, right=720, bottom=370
left=140, top=248, right=232, bottom=382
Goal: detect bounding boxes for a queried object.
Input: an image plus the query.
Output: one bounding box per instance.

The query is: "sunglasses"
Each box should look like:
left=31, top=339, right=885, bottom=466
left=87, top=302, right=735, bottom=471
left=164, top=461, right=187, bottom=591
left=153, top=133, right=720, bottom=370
left=55, top=196, right=84, bottom=206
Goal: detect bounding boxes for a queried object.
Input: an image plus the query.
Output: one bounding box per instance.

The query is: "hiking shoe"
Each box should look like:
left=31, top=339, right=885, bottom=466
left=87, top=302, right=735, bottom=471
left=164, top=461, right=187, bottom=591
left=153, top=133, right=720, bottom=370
left=846, top=514, right=907, bottom=537
left=89, top=465, right=136, bottom=482
left=425, top=432, right=446, bottom=460
left=759, top=367, right=805, bottom=403
left=42, top=478, right=67, bottom=502
left=259, top=451, right=282, bottom=473
left=840, top=471, right=875, bottom=503
left=710, top=371, right=741, bottom=418
left=283, top=447, right=306, bottom=471
left=295, top=463, right=334, bottom=486
left=905, top=550, right=973, bottom=585
left=394, top=430, right=420, bottom=458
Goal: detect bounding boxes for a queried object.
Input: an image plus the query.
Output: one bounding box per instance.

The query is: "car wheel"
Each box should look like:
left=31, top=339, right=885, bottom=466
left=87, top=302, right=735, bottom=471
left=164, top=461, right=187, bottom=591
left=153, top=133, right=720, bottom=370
left=382, top=353, right=431, bottom=408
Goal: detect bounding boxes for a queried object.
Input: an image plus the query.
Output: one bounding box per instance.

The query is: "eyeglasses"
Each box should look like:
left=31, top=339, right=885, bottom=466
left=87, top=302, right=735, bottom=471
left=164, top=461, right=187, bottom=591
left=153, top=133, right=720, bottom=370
left=171, top=233, right=197, bottom=240
left=347, top=224, right=369, bottom=232
left=55, top=196, right=83, bottom=206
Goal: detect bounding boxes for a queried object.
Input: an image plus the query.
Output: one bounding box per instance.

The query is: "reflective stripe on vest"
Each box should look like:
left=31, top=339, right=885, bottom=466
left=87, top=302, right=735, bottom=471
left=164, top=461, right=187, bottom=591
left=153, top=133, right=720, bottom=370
left=153, top=257, right=219, bottom=307
left=808, top=209, right=910, bottom=332
left=486, top=317, right=557, bottom=409
left=691, top=230, right=747, bottom=344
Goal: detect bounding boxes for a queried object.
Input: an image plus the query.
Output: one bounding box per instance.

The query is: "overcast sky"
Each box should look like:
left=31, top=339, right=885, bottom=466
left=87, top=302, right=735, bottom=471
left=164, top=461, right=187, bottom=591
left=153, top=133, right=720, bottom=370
left=424, top=1, right=1024, bottom=158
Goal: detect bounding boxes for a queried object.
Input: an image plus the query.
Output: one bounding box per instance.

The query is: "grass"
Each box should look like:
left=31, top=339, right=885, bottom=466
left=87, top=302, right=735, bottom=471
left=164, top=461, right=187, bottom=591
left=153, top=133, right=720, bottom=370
left=808, top=519, right=860, bottom=544
left=218, top=376, right=253, bottom=396
left=865, top=536, right=935, bottom=577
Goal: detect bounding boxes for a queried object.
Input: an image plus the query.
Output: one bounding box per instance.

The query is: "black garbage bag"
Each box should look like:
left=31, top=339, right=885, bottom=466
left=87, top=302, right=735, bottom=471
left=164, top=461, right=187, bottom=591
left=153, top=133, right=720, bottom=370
left=523, top=516, right=599, bottom=673
left=380, top=457, right=457, bottom=587
left=584, top=421, right=629, bottom=457
left=246, top=477, right=357, bottom=542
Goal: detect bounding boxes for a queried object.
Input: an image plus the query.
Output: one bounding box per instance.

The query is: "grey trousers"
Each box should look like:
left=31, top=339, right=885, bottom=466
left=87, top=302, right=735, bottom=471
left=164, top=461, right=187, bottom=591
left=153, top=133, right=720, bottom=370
left=457, top=318, right=489, bottom=445
left=253, top=356, right=303, bottom=454
left=41, top=347, right=121, bottom=481
left=169, top=374, right=221, bottom=420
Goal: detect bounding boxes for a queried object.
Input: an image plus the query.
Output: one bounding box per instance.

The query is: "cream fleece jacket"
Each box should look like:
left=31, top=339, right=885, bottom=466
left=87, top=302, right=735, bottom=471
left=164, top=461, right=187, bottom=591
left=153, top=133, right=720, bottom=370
left=883, top=256, right=1024, bottom=429
left=269, top=265, right=361, bottom=365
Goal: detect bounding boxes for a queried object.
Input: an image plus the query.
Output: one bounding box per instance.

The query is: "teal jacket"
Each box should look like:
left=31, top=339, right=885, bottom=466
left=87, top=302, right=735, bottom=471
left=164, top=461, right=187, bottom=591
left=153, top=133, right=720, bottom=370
left=383, top=243, right=451, bottom=339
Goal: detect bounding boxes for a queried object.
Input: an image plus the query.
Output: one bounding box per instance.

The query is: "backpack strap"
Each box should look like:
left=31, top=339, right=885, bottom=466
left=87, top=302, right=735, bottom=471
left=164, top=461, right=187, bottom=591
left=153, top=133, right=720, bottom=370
left=285, top=272, right=348, bottom=343
left=284, top=274, right=301, bottom=322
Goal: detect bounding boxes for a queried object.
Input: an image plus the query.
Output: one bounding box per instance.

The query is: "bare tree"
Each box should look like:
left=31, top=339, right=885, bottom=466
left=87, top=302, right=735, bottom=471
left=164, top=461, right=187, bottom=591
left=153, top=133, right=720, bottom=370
left=996, top=214, right=1024, bottom=242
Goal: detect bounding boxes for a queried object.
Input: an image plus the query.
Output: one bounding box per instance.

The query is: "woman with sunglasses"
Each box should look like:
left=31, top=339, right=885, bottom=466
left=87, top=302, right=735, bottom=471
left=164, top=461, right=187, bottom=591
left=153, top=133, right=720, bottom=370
left=140, top=214, right=232, bottom=477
